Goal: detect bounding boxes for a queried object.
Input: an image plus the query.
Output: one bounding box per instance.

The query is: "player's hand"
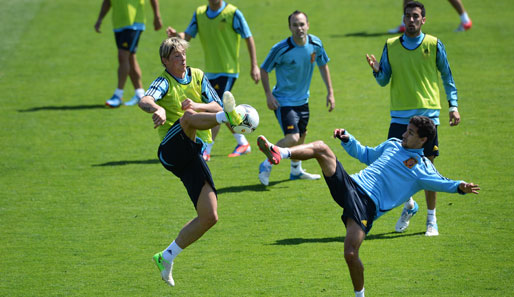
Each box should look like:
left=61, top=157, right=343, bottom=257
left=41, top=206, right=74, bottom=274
left=154, top=17, right=163, bottom=31
left=449, top=110, right=461, bottom=126
left=94, top=21, right=102, bottom=33
left=459, top=182, right=480, bottom=194
left=181, top=98, right=197, bottom=111
left=152, top=107, right=166, bottom=128
left=333, top=129, right=349, bottom=143
left=166, top=26, right=177, bottom=37
left=366, top=54, right=379, bottom=72
left=326, top=93, right=335, bottom=112
left=251, top=65, right=261, bottom=84
left=266, top=94, right=279, bottom=110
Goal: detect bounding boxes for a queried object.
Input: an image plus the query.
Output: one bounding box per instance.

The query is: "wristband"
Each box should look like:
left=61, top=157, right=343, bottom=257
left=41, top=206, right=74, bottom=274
left=449, top=106, right=458, bottom=112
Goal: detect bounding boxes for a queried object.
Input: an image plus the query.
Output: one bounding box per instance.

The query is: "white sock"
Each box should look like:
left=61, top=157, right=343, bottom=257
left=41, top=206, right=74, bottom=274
left=427, top=209, right=436, bottom=224
left=233, top=133, right=248, bottom=146
left=163, top=240, right=183, bottom=263
left=216, top=111, right=227, bottom=124
left=279, top=147, right=291, bottom=159
left=355, top=288, right=365, bottom=297
left=460, top=12, right=470, bottom=23
left=404, top=197, right=415, bottom=209
left=290, top=160, right=302, bottom=174
left=114, top=88, right=124, bottom=98
left=135, top=88, right=145, bottom=99
left=205, top=142, right=214, bottom=154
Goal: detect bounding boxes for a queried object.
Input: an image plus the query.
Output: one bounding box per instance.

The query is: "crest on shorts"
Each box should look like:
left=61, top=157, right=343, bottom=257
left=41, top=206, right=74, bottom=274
left=403, top=157, right=418, bottom=169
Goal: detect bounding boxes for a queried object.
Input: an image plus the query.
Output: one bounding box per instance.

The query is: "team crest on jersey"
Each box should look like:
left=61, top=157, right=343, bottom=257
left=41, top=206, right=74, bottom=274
left=310, top=52, right=316, bottom=63
left=403, top=157, right=418, bottom=169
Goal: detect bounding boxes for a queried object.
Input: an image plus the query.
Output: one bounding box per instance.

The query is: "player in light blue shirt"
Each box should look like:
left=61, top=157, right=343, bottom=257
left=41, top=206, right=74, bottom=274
left=256, top=115, right=479, bottom=296
left=259, top=10, right=335, bottom=186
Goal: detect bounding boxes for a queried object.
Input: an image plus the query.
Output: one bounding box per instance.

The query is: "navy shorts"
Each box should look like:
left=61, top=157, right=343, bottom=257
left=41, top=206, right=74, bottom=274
left=114, top=29, right=142, bottom=53
left=274, top=103, right=309, bottom=136
left=388, top=123, right=439, bottom=157
left=157, top=120, right=216, bottom=208
left=323, top=160, right=376, bottom=234
left=208, top=76, right=237, bottom=98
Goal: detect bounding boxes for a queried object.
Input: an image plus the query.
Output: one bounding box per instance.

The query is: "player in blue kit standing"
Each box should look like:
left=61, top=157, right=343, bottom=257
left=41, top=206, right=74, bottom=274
left=258, top=10, right=335, bottom=186
left=366, top=1, right=462, bottom=236
left=256, top=115, right=479, bottom=297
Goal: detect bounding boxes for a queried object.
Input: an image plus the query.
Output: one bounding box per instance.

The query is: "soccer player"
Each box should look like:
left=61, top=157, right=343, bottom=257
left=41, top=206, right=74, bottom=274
left=258, top=10, right=335, bottom=186
left=166, top=0, right=260, bottom=161
left=388, top=0, right=472, bottom=33
left=366, top=1, right=461, bottom=236
left=138, top=37, right=243, bottom=286
left=95, top=0, right=163, bottom=107
left=257, top=116, right=480, bottom=297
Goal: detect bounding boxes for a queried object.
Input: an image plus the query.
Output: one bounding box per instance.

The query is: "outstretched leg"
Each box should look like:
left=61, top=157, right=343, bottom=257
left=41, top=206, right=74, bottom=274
left=257, top=136, right=338, bottom=177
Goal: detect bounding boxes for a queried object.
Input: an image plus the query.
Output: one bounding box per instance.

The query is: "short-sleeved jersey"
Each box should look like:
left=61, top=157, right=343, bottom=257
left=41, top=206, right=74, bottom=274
left=261, top=34, right=329, bottom=106
left=144, top=67, right=222, bottom=142
left=111, top=0, right=146, bottom=31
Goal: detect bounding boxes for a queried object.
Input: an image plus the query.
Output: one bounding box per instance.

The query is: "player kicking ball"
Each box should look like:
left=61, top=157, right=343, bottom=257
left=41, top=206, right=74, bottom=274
left=257, top=115, right=479, bottom=297
left=138, top=37, right=244, bottom=286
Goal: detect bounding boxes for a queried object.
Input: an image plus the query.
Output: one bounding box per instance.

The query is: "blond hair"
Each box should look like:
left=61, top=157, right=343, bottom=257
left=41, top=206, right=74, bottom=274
left=159, top=37, right=189, bottom=61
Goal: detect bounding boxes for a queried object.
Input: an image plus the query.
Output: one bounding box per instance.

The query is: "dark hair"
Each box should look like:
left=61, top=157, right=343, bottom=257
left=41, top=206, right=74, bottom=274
left=409, top=116, right=436, bottom=143
left=288, top=10, right=308, bottom=26
left=404, top=1, right=425, bottom=17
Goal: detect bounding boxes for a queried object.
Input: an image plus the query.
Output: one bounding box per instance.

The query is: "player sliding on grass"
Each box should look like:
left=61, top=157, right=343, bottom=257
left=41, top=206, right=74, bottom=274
left=257, top=115, right=479, bottom=297
left=138, top=37, right=243, bottom=286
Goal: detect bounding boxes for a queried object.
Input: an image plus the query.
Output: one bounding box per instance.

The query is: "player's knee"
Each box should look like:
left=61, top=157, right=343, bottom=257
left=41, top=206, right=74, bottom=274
left=199, top=211, right=218, bottom=228
left=180, top=110, right=196, bottom=129
left=285, top=133, right=300, bottom=145
left=312, top=140, right=329, bottom=155
left=344, top=247, right=359, bottom=264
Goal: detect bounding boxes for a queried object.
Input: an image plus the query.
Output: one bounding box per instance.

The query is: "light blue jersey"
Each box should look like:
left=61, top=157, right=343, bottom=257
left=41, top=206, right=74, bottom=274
left=341, top=131, right=464, bottom=219
left=261, top=34, right=329, bottom=106
left=373, top=32, right=458, bottom=125
left=184, top=1, right=252, bottom=79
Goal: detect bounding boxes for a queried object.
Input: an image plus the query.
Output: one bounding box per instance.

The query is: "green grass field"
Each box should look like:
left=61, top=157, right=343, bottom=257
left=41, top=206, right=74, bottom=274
left=1, top=0, right=513, bottom=296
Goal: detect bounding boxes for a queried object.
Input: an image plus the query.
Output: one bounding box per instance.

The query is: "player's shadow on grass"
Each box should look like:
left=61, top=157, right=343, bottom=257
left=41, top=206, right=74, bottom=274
left=217, top=179, right=291, bottom=194
left=18, top=104, right=106, bottom=112
left=331, top=32, right=392, bottom=38
left=271, top=232, right=424, bottom=245
left=93, top=159, right=159, bottom=166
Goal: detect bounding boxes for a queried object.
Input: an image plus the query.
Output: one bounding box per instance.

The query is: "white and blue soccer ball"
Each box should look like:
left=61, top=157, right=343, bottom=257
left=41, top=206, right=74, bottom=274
left=232, top=104, right=259, bottom=134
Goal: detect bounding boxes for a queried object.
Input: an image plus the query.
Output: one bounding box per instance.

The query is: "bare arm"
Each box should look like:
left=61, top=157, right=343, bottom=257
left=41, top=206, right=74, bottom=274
left=138, top=96, right=166, bottom=128
left=149, top=0, right=163, bottom=31
left=181, top=99, right=222, bottom=113
left=319, top=64, right=335, bottom=112
left=260, top=68, right=279, bottom=110
left=244, top=37, right=260, bottom=83
left=94, top=0, right=111, bottom=33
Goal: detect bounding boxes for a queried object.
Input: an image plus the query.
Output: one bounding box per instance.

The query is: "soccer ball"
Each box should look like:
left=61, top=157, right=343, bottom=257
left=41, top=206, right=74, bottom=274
left=232, top=104, right=259, bottom=134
